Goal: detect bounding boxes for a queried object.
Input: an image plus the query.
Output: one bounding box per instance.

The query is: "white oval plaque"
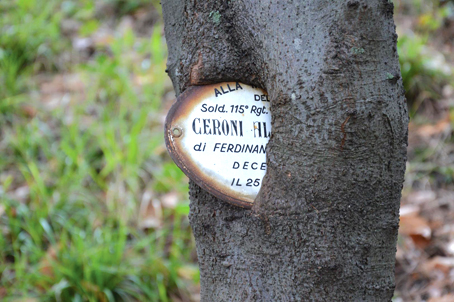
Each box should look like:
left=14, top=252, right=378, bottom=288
left=165, top=82, right=271, bottom=208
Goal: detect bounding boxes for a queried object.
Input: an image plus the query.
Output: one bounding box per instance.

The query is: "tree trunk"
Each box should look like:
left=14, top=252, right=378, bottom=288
left=162, top=0, right=408, bottom=301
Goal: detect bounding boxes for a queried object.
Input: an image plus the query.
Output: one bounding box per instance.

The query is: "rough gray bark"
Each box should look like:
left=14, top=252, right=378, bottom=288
left=162, top=0, right=408, bottom=301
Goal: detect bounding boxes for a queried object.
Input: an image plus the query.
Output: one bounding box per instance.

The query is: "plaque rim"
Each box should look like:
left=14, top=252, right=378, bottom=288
left=164, top=82, right=268, bottom=208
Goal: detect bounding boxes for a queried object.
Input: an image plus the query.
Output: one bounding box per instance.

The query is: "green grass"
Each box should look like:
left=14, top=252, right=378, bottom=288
left=396, top=0, right=454, bottom=114
left=0, top=1, right=196, bottom=301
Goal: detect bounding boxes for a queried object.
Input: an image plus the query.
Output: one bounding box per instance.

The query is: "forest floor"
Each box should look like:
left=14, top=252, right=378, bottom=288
left=394, top=5, right=454, bottom=301
left=1, top=1, right=454, bottom=301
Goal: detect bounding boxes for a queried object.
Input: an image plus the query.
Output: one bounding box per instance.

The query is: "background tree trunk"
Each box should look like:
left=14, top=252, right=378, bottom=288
left=162, top=0, right=408, bottom=301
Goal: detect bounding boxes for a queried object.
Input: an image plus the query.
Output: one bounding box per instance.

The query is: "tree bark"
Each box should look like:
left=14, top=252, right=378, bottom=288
left=162, top=0, right=408, bottom=301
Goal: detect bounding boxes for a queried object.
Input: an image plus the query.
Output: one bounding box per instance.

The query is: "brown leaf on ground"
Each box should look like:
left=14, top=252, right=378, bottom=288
left=38, top=246, right=58, bottom=282
left=400, top=215, right=432, bottom=248
left=408, top=115, right=452, bottom=149
left=414, top=115, right=451, bottom=139
left=400, top=214, right=432, bottom=239
left=423, top=257, right=454, bottom=275
left=20, top=105, right=37, bottom=118
left=410, top=234, right=432, bottom=249
left=429, top=294, right=454, bottom=302
left=138, top=190, right=162, bottom=229
left=0, top=287, right=7, bottom=298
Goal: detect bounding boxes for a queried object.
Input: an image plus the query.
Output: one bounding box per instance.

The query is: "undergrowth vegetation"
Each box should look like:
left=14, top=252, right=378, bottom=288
left=1, top=1, right=196, bottom=301
left=396, top=0, right=454, bottom=116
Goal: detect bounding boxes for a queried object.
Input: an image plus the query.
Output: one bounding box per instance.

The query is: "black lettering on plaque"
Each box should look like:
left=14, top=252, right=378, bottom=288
left=230, top=120, right=238, bottom=136
left=253, top=122, right=269, bottom=138
left=192, top=118, right=201, bottom=134
left=221, top=120, right=229, bottom=136
left=212, top=119, right=221, bottom=135
left=194, top=143, right=202, bottom=151
left=203, top=119, right=211, bottom=134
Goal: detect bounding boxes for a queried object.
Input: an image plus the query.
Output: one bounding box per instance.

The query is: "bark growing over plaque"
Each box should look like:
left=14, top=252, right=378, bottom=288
left=162, top=0, right=408, bottom=301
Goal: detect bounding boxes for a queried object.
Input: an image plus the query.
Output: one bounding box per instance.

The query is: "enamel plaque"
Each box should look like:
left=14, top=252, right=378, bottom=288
left=165, top=82, right=271, bottom=208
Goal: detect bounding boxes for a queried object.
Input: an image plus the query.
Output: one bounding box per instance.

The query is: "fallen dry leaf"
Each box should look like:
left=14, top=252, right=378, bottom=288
left=400, top=214, right=432, bottom=248
left=429, top=294, right=454, bottom=302
left=20, top=105, right=37, bottom=118
left=415, top=115, right=451, bottom=139
left=39, top=246, right=58, bottom=279
left=400, top=215, right=432, bottom=239
left=423, top=257, right=454, bottom=275
left=139, top=190, right=162, bottom=229
left=0, top=287, right=6, bottom=298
